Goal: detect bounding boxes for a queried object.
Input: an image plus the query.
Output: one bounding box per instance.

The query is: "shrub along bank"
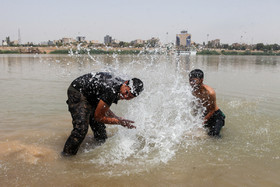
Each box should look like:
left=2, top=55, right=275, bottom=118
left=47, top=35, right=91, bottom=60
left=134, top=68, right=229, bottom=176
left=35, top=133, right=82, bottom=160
left=197, top=50, right=280, bottom=56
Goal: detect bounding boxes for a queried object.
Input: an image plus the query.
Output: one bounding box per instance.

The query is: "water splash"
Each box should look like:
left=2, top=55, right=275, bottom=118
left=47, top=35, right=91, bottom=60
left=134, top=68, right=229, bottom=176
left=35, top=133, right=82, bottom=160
left=61, top=53, right=206, bottom=175
left=32, top=47, right=206, bottom=175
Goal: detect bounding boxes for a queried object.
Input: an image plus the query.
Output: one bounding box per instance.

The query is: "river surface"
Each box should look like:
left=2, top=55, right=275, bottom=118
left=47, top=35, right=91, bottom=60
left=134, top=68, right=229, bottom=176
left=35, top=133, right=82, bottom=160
left=0, top=54, right=279, bottom=186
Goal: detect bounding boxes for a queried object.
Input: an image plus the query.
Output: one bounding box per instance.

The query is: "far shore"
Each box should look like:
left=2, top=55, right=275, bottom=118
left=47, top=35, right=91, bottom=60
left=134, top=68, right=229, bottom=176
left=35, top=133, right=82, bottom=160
left=1, top=46, right=280, bottom=56
left=0, top=46, right=141, bottom=54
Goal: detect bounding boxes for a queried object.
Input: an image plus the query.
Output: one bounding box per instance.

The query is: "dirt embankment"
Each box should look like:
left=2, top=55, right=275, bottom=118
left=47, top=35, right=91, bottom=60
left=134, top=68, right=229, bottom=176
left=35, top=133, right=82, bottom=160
left=0, top=46, right=143, bottom=54
left=0, top=46, right=65, bottom=54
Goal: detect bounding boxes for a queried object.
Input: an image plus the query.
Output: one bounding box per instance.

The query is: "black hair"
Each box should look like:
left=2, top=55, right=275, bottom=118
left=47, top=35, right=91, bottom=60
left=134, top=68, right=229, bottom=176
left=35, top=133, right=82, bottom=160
left=128, top=78, right=144, bottom=97
left=189, top=69, right=204, bottom=79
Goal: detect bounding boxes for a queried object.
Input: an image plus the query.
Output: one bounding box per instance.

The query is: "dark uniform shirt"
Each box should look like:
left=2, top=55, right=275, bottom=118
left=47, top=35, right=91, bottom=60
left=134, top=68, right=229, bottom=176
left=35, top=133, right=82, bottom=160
left=70, top=72, right=125, bottom=107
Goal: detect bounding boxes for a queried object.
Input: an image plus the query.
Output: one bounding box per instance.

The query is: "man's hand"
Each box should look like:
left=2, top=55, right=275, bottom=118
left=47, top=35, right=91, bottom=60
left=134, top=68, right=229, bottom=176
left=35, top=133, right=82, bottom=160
left=95, top=100, right=136, bottom=128
left=119, top=118, right=136, bottom=129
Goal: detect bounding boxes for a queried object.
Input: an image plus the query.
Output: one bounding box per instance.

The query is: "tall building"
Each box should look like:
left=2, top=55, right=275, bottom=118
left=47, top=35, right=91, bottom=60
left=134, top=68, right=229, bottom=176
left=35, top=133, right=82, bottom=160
left=176, top=30, right=191, bottom=47
left=104, top=35, right=112, bottom=45
left=18, top=28, right=21, bottom=45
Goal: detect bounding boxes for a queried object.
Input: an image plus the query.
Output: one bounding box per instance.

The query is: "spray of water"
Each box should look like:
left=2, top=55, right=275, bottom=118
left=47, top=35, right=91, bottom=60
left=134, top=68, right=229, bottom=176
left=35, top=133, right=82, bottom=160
left=53, top=50, right=205, bottom=175
left=32, top=46, right=206, bottom=175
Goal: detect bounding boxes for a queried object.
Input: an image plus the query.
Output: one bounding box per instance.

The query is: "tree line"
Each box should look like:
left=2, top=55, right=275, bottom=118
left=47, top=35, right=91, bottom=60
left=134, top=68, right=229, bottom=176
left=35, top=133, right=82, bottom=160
left=203, top=43, right=280, bottom=51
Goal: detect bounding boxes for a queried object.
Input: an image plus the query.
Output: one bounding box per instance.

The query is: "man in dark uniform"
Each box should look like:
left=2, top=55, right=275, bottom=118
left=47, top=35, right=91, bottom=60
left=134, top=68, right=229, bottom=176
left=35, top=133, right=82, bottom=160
left=189, top=69, right=225, bottom=137
left=62, top=72, right=144, bottom=156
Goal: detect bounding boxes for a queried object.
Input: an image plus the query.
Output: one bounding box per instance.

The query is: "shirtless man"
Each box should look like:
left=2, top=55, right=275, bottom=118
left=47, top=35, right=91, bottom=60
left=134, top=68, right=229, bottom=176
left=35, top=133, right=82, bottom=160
left=189, top=69, right=225, bottom=137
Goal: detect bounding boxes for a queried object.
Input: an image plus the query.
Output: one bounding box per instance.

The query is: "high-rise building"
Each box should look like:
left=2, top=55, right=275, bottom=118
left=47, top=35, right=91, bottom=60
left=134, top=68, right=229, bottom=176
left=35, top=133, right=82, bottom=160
left=176, top=30, right=191, bottom=47
left=104, top=35, right=112, bottom=45
left=18, top=28, right=21, bottom=45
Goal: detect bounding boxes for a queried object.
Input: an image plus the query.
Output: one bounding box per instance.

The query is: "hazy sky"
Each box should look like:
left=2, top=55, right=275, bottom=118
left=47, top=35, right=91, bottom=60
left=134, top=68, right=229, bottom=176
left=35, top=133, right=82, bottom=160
left=1, top=0, right=279, bottom=44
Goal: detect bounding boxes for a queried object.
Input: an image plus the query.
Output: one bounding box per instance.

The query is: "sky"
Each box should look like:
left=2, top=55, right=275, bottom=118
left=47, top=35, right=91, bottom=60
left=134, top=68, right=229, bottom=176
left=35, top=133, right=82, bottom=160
left=1, top=0, right=279, bottom=45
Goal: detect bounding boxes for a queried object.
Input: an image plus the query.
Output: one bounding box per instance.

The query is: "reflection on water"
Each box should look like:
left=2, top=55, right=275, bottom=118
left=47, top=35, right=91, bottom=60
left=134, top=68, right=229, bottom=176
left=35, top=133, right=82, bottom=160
left=0, top=54, right=279, bottom=186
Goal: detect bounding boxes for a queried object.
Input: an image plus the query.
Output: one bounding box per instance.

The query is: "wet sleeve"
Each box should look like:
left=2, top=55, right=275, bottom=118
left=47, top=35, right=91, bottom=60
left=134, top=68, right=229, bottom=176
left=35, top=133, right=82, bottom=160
left=99, top=88, right=117, bottom=106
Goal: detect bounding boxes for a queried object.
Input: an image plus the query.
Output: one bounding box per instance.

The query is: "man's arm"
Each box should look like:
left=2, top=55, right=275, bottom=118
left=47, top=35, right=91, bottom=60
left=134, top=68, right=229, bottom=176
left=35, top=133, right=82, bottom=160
left=94, top=100, right=136, bottom=129
left=105, top=109, right=118, bottom=118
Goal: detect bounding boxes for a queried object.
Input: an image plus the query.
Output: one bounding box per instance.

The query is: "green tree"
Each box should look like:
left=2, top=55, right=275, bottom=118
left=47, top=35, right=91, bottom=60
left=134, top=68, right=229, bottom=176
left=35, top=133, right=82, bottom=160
left=241, top=46, right=247, bottom=50
left=256, top=43, right=264, bottom=51
left=119, top=41, right=125, bottom=47
left=222, top=44, right=229, bottom=49
left=272, top=44, right=279, bottom=51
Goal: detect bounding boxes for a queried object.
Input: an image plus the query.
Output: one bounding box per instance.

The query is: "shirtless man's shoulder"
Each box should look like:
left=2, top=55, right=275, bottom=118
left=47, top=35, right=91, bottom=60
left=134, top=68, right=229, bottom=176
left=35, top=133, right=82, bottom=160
left=203, top=84, right=215, bottom=95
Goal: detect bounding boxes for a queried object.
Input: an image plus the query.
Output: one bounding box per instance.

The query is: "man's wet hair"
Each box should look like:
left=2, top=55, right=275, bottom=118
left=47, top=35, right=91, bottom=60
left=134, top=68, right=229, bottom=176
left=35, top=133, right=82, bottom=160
left=189, top=69, right=204, bottom=79
left=127, top=78, right=144, bottom=97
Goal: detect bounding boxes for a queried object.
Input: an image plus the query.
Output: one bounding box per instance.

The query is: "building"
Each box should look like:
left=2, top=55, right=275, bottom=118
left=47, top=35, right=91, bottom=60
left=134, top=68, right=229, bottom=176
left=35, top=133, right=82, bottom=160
left=2, top=37, right=10, bottom=46
left=89, top=40, right=102, bottom=47
left=104, top=35, right=112, bottom=45
left=76, top=36, right=86, bottom=42
left=176, top=30, right=191, bottom=47
left=2, top=40, right=8, bottom=46
left=112, top=39, right=120, bottom=44
left=10, top=40, right=19, bottom=45
left=48, top=40, right=54, bottom=45
left=1, top=37, right=20, bottom=46
left=53, top=40, right=60, bottom=45
left=62, top=38, right=75, bottom=44
left=131, top=39, right=145, bottom=45
left=208, top=39, right=220, bottom=48
left=90, top=40, right=100, bottom=44
left=40, top=41, right=49, bottom=45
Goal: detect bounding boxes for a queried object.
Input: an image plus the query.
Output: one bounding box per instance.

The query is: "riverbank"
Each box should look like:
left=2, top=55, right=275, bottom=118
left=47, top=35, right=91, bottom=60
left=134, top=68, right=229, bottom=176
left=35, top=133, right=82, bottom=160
left=0, top=46, right=142, bottom=55
left=0, top=46, right=57, bottom=54
left=197, top=49, right=280, bottom=56
left=1, top=46, right=280, bottom=56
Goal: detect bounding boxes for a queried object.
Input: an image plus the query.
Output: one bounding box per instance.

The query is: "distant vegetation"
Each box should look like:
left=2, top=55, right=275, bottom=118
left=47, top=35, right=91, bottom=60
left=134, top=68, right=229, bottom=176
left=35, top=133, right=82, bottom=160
left=0, top=50, right=20, bottom=54
left=196, top=50, right=220, bottom=55
left=49, top=49, right=141, bottom=55
left=200, top=42, right=280, bottom=51
left=1, top=43, right=280, bottom=56
left=197, top=50, right=280, bottom=56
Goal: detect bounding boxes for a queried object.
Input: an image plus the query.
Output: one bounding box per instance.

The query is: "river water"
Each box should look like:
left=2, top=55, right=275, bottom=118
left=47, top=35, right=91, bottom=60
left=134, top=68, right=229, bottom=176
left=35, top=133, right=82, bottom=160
left=0, top=54, right=279, bottom=186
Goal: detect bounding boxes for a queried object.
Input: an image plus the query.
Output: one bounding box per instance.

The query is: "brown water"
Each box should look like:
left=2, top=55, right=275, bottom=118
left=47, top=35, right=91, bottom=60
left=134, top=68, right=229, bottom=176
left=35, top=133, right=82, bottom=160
left=0, top=54, right=279, bottom=186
